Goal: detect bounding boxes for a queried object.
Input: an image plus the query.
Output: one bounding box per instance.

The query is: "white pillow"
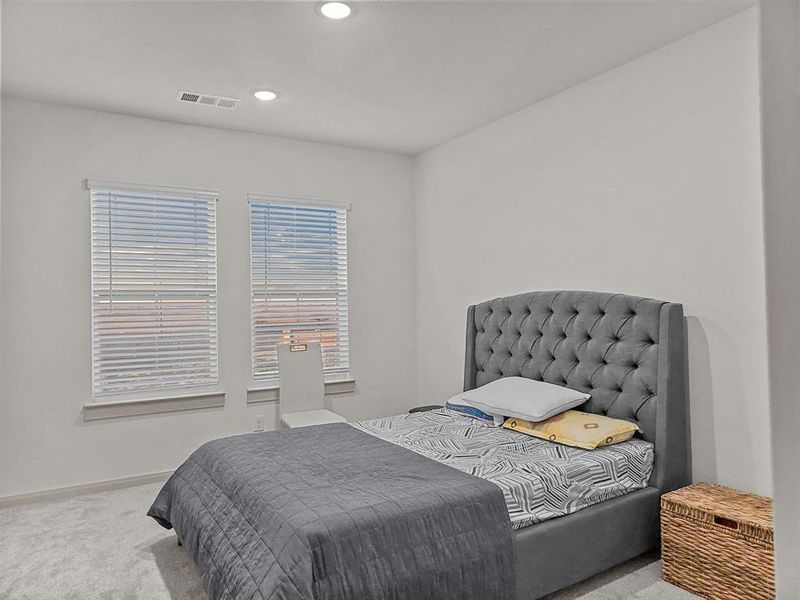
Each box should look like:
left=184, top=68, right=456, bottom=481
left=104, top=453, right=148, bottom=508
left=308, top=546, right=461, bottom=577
left=456, top=377, right=590, bottom=423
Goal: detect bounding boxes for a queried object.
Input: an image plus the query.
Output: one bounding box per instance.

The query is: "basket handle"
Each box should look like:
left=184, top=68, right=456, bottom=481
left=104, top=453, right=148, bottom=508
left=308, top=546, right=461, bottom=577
left=713, top=516, right=739, bottom=530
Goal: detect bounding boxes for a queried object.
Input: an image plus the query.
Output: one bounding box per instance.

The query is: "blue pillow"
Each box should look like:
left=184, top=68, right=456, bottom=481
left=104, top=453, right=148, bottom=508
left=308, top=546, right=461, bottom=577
left=445, top=401, right=503, bottom=426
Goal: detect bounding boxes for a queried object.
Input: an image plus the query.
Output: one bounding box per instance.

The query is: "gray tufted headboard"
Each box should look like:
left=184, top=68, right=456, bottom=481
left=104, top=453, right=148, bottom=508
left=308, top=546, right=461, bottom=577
left=464, top=291, right=690, bottom=493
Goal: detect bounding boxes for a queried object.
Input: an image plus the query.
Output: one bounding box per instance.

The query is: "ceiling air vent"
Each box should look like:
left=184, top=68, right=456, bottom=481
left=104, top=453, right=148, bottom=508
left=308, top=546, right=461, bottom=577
left=176, top=90, right=241, bottom=110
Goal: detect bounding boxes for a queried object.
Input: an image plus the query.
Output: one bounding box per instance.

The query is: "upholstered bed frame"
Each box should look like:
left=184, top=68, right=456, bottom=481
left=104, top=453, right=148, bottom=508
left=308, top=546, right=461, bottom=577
left=463, top=291, right=690, bottom=599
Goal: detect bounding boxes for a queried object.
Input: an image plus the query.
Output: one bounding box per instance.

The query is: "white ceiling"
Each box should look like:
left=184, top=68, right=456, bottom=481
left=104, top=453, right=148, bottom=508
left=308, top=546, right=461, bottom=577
left=2, top=1, right=753, bottom=154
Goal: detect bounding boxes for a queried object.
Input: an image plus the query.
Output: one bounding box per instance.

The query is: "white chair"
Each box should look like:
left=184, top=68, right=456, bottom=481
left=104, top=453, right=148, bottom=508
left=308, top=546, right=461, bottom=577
left=277, top=342, right=346, bottom=428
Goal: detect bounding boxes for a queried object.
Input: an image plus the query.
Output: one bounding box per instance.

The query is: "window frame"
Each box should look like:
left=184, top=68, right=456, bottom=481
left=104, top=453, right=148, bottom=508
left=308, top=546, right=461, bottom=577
left=86, top=179, right=221, bottom=403
left=248, top=193, right=352, bottom=385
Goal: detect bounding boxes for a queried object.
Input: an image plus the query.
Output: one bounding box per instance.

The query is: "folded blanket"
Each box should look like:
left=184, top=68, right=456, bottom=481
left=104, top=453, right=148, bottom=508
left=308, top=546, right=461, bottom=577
left=148, top=423, right=516, bottom=600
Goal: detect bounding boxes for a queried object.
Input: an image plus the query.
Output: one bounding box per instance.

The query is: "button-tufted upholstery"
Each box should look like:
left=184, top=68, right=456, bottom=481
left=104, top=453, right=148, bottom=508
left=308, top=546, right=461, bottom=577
left=464, top=291, right=689, bottom=493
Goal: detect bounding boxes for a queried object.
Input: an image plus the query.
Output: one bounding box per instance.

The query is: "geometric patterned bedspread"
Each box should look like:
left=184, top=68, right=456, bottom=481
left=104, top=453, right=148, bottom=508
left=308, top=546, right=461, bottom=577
left=352, top=409, right=654, bottom=531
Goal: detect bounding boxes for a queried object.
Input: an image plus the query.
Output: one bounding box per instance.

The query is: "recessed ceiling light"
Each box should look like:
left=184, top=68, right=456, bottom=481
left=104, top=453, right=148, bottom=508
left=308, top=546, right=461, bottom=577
left=318, top=2, right=354, bottom=20
left=253, top=89, right=278, bottom=102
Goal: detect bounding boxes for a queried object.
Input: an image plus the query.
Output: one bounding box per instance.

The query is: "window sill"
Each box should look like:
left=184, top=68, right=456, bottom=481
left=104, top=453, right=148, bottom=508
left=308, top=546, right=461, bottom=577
left=83, top=389, right=226, bottom=421
left=246, top=379, right=356, bottom=405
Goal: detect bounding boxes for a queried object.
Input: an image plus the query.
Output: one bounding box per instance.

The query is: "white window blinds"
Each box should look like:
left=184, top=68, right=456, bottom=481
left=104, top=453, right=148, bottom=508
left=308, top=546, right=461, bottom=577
left=89, top=181, right=219, bottom=398
left=250, top=196, right=350, bottom=381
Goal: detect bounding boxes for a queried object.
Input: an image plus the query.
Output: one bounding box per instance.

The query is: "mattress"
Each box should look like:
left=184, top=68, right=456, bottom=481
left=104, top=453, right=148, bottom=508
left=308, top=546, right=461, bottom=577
left=352, top=409, right=654, bottom=530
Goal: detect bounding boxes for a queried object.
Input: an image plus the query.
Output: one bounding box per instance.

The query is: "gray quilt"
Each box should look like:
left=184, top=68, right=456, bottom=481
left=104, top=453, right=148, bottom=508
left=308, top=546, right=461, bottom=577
left=148, top=423, right=516, bottom=600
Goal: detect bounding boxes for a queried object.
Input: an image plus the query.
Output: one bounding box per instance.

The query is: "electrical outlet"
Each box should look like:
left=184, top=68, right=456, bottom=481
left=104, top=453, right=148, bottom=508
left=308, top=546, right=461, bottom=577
left=254, top=415, right=265, bottom=432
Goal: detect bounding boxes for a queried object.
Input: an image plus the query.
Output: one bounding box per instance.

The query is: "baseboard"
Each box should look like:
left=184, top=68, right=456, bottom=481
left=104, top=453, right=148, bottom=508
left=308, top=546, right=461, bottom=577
left=0, top=470, right=173, bottom=508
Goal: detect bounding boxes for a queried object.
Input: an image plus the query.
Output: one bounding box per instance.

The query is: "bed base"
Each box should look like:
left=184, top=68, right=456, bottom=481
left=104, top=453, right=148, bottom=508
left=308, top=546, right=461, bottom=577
left=514, top=486, right=661, bottom=599
left=172, top=488, right=659, bottom=598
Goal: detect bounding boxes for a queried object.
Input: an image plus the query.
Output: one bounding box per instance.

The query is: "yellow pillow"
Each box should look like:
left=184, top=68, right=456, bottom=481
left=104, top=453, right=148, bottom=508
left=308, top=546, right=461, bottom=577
left=503, top=410, right=640, bottom=450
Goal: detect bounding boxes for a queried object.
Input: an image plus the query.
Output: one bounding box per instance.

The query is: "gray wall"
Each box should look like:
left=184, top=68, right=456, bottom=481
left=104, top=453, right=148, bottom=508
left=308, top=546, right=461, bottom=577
left=759, top=2, right=800, bottom=596
left=414, top=9, right=773, bottom=495
left=0, top=98, right=418, bottom=497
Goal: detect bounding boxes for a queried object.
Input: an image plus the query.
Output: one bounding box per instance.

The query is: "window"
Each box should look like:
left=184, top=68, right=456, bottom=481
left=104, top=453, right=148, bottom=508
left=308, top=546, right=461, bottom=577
left=250, top=195, right=350, bottom=382
left=89, top=180, right=219, bottom=399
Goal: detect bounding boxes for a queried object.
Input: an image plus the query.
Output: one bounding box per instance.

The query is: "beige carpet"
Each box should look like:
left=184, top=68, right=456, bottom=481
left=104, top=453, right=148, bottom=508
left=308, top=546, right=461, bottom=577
left=0, top=482, right=699, bottom=600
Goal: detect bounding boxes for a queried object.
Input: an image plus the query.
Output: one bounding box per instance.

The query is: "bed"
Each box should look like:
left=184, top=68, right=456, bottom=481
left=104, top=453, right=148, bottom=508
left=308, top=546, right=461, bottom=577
left=464, top=291, right=690, bottom=598
left=149, top=290, right=690, bottom=600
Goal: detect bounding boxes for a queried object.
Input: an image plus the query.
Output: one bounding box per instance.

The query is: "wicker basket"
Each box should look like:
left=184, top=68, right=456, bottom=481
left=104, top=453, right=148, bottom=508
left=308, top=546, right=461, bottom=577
left=661, top=483, right=774, bottom=600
